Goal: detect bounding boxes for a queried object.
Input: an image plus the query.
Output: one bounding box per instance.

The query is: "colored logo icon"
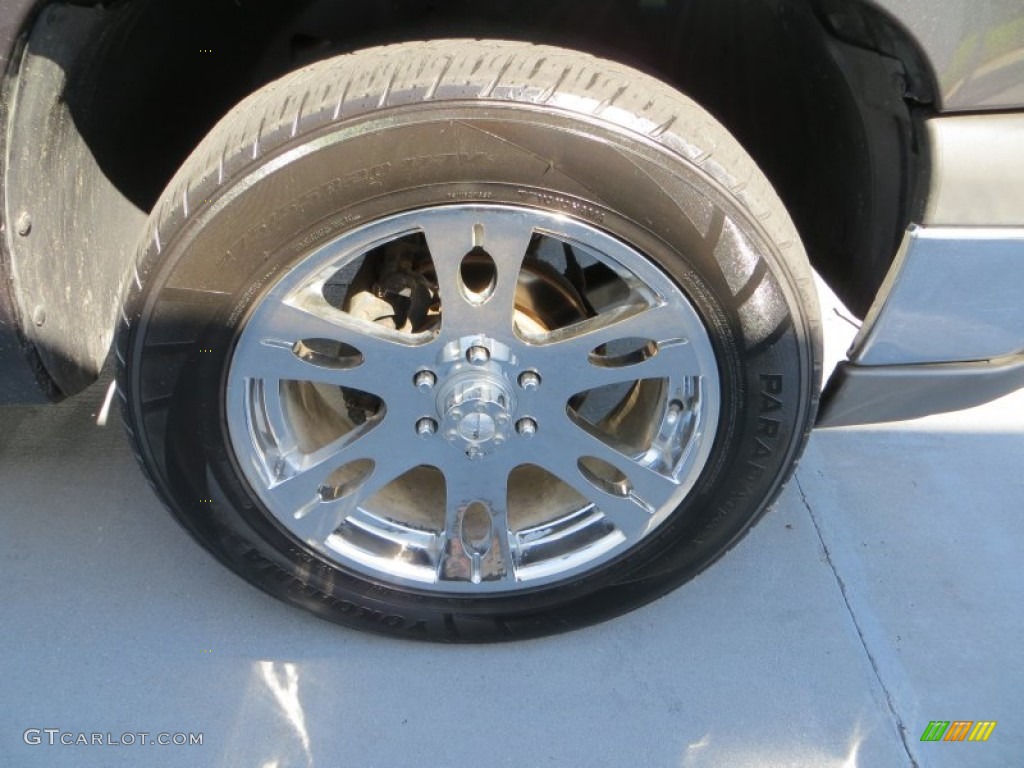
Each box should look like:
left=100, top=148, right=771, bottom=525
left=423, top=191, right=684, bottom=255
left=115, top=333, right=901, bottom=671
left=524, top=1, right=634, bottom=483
left=920, top=721, right=996, bottom=742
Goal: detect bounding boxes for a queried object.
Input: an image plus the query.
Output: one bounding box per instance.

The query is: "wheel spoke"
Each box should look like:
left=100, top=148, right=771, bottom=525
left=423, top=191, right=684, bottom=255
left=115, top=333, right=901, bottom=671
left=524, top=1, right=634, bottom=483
left=530, top=299, right=679, bottom=351
left=579, top=340, right=700, bottom=392
left=420, top=209, right=533, bottom=337
left=233, top=294, right=422, bottom=400
left=522, top=452, right=653, bottom=539
left=574, top=420, right=680, bottom=508
left=231, top=335, right=368, bottom=389
left=519, top=413, right=680, bottom=537
left=265, top=422, right=422, bottom=544
left=525, top=302, right=698, bottom=394
left=436, top=456, right=517, bottom=585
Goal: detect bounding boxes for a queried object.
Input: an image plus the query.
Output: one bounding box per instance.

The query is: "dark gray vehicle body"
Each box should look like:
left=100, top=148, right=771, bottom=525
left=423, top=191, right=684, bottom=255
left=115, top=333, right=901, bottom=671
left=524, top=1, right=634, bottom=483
left=1, top=0, right=1022, bottom=419
left=876, top=0, right=1024, bottom=111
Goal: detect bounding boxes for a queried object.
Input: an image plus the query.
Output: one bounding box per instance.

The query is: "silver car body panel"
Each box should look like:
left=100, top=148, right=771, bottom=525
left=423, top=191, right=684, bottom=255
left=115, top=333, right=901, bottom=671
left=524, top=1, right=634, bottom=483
left=851, top=226, right=1024, bottom=366
left=817, top=354, right=1024, bottom=427
left=924, top=115, right=1024, bottom=226
left=819, top=112, right=1024, bottom=426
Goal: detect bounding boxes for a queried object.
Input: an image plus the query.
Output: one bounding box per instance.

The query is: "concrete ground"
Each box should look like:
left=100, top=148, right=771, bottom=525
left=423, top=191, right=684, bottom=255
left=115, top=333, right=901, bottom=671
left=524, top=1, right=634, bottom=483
left=1, top=305, right=1021, bottom=766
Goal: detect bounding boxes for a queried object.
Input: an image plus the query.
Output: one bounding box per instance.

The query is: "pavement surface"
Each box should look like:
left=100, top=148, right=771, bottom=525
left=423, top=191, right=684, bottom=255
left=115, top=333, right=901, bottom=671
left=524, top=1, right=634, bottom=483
left=1, top=295, right=1021, bottom=767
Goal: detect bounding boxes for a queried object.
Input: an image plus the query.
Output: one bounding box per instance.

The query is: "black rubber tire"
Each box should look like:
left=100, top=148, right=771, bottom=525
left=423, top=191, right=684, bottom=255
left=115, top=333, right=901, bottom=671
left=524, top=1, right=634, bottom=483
left=116, top=40, right=821, bottom=642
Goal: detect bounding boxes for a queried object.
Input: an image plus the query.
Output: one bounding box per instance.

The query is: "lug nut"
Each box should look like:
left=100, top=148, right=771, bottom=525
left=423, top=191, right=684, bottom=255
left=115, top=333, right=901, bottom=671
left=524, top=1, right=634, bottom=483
left=516, top=418, right=538, bottom=438
left=416, top=417, right=438, bottom=438
left=466, top=346, right=490, bottom=365
left=518, top=371, right=541, bottom=391
left=414, top=370, right=437, bottom=392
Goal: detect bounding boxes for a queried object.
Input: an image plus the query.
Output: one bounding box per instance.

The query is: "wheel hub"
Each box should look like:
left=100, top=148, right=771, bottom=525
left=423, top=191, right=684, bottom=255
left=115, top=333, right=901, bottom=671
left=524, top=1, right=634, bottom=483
left=438, top=367, right=516, bottom=460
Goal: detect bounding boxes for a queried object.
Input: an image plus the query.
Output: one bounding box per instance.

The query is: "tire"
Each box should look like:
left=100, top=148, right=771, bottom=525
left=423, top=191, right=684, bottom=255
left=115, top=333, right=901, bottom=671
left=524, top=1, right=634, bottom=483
left=116, top=40, right=821, bottom=642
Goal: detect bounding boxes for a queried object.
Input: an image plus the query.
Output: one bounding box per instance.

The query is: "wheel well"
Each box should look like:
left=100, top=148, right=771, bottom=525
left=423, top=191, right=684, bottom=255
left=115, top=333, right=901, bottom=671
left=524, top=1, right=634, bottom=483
left=2, top=0, right=935, bottom=397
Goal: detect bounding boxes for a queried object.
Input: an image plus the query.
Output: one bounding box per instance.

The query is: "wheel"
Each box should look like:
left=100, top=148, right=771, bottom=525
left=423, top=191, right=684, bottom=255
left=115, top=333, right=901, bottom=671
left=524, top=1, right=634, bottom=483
left=117, top=40, right=821, bottom=641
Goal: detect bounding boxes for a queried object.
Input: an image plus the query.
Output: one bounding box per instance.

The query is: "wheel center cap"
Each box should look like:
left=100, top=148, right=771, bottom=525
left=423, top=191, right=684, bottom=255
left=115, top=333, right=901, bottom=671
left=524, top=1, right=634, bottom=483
left=458, top=412, right=497, bottom=442
left=438, top=371, right=515, bottom=460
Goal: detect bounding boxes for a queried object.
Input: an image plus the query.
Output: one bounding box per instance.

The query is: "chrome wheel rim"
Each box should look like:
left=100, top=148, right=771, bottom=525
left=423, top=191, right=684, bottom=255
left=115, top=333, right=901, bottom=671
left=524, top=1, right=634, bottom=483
left=225, top=204, right=720, bottom=593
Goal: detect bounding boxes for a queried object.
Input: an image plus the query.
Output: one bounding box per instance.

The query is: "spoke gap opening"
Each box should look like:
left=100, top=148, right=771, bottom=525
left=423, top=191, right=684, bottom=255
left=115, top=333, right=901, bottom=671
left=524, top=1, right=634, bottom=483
left=459, top=246, right=497, bottom=304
